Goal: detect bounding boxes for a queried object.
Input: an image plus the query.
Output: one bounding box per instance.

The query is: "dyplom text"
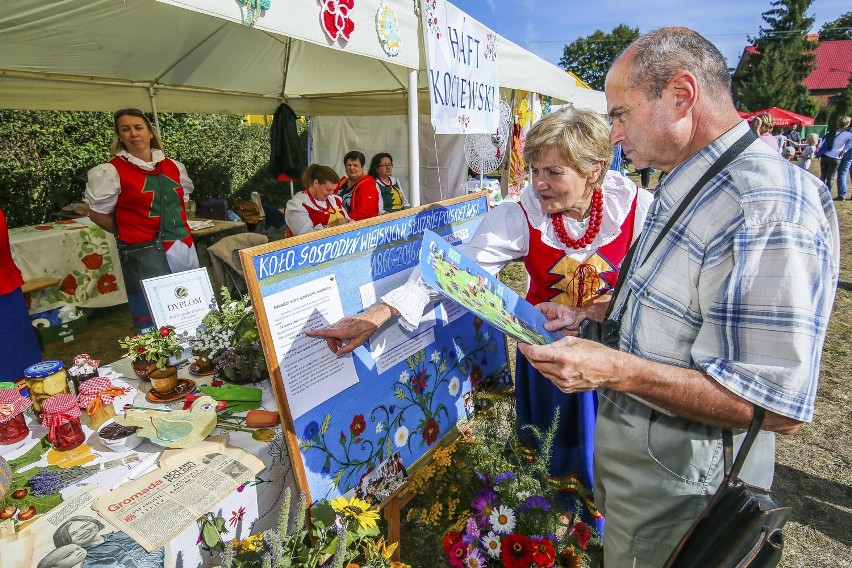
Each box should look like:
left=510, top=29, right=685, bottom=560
left=254, top=200, right=484, bottom=280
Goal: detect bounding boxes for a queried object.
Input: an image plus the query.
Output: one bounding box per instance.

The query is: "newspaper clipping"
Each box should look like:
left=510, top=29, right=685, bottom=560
left=92, top=439, right=264, bottom=553
left=0, top=485, right=158, bottom=568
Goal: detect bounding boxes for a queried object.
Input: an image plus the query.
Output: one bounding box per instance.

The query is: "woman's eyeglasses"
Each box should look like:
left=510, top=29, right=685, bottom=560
left=378, top=163, right=393, bottom=168
left=113, top=108, right=146, bottom=123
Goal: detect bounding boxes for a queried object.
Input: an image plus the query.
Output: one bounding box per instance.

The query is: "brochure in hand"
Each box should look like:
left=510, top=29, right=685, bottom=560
left=419, top=230, right=559, bottom=345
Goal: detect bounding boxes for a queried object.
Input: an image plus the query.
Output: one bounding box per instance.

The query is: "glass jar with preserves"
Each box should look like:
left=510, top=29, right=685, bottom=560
left=77, top=377, right=123, bottom=430
left=67, top=354, right=101, bottom=396
left=23, top=361, right=70, bottom=416
left=41, top=394, right=85, bottom=451
left=0, top=388, right=32, bottom=445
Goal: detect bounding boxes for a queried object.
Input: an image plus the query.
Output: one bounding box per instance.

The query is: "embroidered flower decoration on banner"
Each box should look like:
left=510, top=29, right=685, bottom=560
left=320, top=0, right=355, bottom=43
left=375, top=0, right=402, bottom=57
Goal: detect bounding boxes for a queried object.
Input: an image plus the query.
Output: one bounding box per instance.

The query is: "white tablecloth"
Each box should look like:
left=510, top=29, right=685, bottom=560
left=0, top=358, right=296, bottom=568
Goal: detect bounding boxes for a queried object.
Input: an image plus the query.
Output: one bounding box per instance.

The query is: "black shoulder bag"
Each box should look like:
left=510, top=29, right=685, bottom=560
left=116, top=176, right=172, bottom=294
left=664, top=405, right=793, bottom=567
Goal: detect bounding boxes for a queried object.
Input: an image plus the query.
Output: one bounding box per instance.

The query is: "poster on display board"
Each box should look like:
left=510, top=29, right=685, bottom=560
left=421, top=0, right=499, bottom=134
left=240, top=193, right=509, bottom=504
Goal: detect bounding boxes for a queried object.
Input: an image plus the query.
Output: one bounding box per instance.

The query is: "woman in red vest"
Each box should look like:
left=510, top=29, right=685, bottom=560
left=0, top=208, right=42, bottom=381
left=309, top=107, right=652, bottom=533
left=85, top=109, right=199, bottom=331
left=284, top=164, right=353, bottom=236
left=335, top=151, right=383, bottom=221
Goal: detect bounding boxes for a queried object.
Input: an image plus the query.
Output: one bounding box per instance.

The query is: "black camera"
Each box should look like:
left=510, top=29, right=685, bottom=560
left=577, top=317, right=621, bottom=349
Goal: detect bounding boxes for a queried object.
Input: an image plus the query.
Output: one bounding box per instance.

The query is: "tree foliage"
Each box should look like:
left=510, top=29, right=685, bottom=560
left=0, top=111, right=279, bottom=228
left=558, top=24, right=640, bottom=91
left=735, top=0, right=818, bottom=116
left=818, top=11, right=852, bottom=41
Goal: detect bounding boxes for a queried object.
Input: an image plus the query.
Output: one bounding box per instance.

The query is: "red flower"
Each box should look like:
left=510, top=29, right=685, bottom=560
left=473, top=316, right=483, bottom=330
left=448, top=541, right=468, bottom=568
left=137, top=347, right=146, bottom=354
left=530, top=536, right=556, bottom=567
left=34, top=225, right=53, bottom=231
left=422, top=417, right=439, bottom=446
left=81, top=252, right=103, bottom=270
left=349, top=414, right=366, bottom=437
left=97, top=273, right=117, bottom=294
left=60, top=274, right=78, bottom=296
left=229, top=506, right=246, bottom=527
left=412, top=370, right=428, bottom=394
left=159, top=326, right=171, bottom=337
left=56, top=219, right=77, bottom=225
left=443, top=531, right=463, bottom=556
left=320, top=0, right=355, bottom=42
left=469, top=365, right=483, bottom=388
left=501, top=533, right=533, bottom=568
left=568, top=521, right=592, bottom=550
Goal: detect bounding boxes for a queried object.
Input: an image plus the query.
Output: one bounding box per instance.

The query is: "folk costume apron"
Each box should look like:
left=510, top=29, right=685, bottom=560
left=514, top=195, right=638, bottom=534
left=110, top=156, right=195, bottom=331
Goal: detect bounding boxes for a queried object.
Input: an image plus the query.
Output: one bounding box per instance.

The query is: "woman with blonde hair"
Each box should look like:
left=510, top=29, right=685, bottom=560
left=307, top=106, right=653, bottom=532
left=753, top=113, right=779, bottom=150
left=85, top=108, right=198, bottom=331
left=797, top=132, right=820, bottom=171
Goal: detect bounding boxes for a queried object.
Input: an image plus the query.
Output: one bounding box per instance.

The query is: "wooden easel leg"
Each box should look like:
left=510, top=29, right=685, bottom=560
left=384, top=494, right=403, bottom=562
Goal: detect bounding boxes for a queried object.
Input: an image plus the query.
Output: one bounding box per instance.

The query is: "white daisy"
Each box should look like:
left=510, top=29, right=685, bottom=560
left=481, top=531, right=502, bottom=558
left=448, top=376, right=460, bottom=396
left=488, top=505, right=516, bottom=534
left=431, top=350, right=441, bottom=363
left=516, top=490, right=531, bottom=501
left=399, top=370, right=410, bottom=383
left=394, top=425, right=409, bottom=447
left=376, top=421, right=384, bottom=433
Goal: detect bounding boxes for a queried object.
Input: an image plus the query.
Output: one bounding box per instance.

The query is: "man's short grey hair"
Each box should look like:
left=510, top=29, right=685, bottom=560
left=626, top=27, right=731, bottom=101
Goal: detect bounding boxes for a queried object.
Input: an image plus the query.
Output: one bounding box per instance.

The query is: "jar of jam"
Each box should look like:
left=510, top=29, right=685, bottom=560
left=0, top=388, right=32, bottom=445
left=40, top=394, right=85, bottom=451
left=77, top=377, right=123, bottom=430
left=23, top=361, right=70, bottom=416
left=67, top=354, right=101, bottom=396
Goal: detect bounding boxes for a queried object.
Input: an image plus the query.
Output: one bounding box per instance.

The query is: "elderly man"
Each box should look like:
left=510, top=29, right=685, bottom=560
left=519, top=27, right=839, bottom=566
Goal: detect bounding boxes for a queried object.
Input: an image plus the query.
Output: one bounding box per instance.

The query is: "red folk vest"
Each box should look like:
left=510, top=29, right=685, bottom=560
left=110, top=156, right=192, bottom=249
left=522, top=194, right=639, bottom=307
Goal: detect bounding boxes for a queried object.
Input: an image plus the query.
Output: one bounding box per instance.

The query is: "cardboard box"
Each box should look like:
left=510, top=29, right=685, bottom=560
left=35, top=315, right=88, bottom=349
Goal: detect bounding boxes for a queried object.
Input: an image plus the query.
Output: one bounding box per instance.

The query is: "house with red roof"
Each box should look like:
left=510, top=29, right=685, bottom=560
left=733, top=36, right=852, bottom=107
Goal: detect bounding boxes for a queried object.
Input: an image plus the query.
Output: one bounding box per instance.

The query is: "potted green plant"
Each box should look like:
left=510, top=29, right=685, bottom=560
left=188, top=288, right=265, bottom=384
left=119, top=326, right=186, bottom=381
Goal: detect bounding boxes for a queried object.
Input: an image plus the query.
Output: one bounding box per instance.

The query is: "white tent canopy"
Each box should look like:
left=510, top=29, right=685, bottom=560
left=0, top=0, right=604, bottom=114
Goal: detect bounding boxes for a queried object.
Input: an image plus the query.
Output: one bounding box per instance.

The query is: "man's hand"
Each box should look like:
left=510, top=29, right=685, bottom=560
left=305, top=303, right=397, bottom=355
left=518, top=335, right=621, bottom=393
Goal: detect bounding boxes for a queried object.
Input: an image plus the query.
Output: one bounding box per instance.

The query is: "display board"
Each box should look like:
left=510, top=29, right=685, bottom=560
left=241, top=193, right=509, bottom=503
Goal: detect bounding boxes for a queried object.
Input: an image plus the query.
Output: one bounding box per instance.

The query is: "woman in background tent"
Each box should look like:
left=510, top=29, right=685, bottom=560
left=307, top=107, right=653, bottom=534
left=368, top=152, right=410, bottom=213
left=284, top=164, right=352, bottom=236
left=335, top=151, right=383, bottom=221
left=0, top=207, right=41, bottom=382
left=85, top=108, right=199, bottom=332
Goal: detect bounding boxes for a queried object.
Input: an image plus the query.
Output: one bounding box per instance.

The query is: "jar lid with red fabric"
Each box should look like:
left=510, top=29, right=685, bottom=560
left=78, top=377, right=125, bottom=411
left=0, top=388, right=32, bottom=424
left=40, top=394, right=81, bottom=428
left=68, top=354, right=101, bottom=378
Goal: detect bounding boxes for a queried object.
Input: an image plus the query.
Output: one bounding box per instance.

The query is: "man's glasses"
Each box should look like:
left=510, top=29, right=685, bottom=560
left=113, top=108, right=146, bottom=123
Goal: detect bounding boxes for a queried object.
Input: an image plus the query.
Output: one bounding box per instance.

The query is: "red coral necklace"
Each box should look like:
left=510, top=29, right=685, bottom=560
left=551, top=190, right=603, bottom=249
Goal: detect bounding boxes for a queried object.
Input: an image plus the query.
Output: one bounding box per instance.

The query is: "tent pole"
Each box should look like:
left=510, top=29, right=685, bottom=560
left=148, top=87, right=161, bottom=134
left=408, top=68, right=420, bottom=207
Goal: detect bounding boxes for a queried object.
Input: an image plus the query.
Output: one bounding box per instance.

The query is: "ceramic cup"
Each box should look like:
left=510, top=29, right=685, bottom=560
left=149, top=371, right=179, bottom=395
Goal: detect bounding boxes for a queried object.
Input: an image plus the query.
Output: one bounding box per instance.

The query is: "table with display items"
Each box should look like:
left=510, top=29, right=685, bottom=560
left=0, top=357, right=294, bottom=568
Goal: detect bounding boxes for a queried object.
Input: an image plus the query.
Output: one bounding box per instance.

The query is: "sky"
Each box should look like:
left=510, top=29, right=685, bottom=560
left=450, top=0, right=850, bottom=80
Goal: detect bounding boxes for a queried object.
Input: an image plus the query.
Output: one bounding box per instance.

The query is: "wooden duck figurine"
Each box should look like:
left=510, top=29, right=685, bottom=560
left=116, top=396, right=218, bottom=448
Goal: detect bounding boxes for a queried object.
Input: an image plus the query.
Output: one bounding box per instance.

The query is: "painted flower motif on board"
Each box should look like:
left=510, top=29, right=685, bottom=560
left=320, top=0, right=355, bottom=43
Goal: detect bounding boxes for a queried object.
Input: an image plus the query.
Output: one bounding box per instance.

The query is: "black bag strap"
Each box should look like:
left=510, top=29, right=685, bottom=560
left=605, top=129, right=758, bottom=319
left=724, top=405, right=766, bottom=480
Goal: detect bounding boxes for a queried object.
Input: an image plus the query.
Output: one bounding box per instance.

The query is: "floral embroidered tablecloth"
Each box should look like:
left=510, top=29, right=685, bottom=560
left=9, top=217, right=127, bottom=312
